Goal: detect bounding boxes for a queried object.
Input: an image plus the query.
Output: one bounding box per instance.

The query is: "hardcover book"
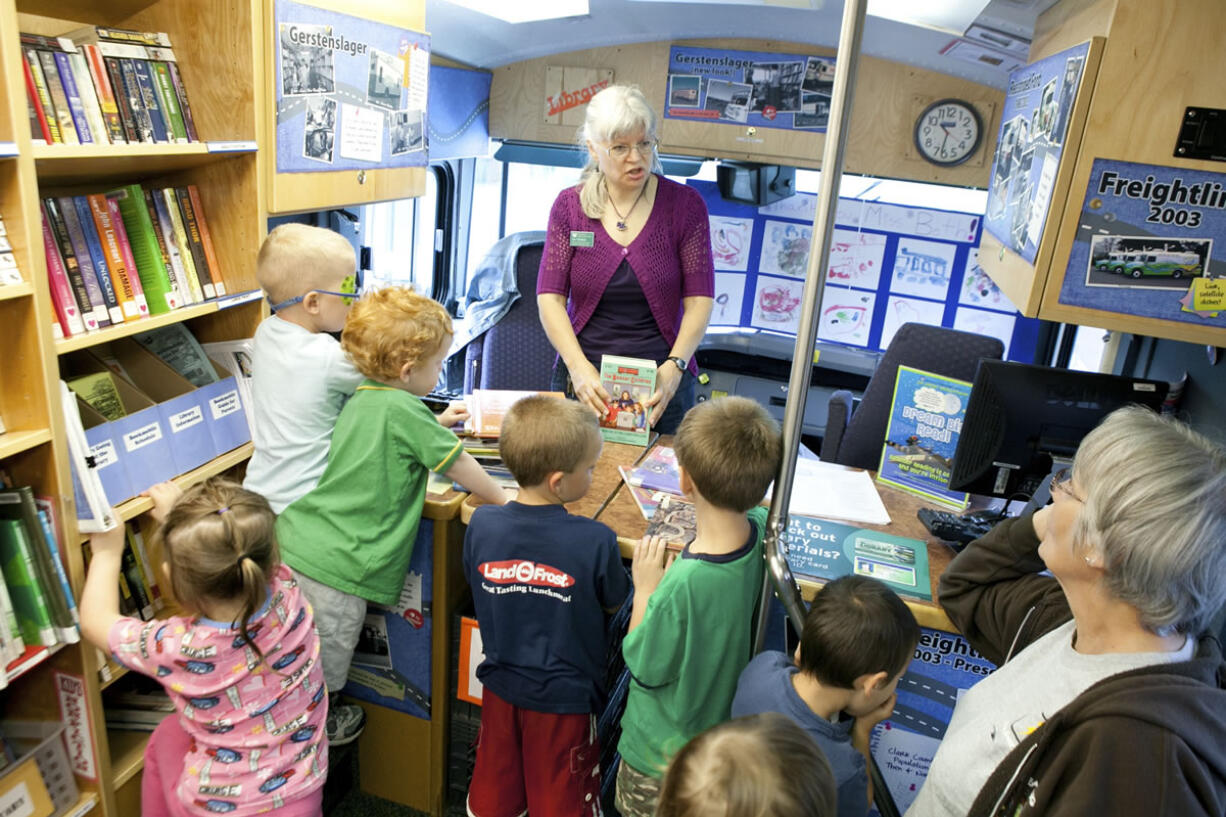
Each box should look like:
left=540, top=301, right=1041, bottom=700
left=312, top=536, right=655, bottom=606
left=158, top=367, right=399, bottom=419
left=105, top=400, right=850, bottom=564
left=173, top=187, right=214, bottom=297
left=80, top=44, right=126, bottom=143
left=876, top=366, right=971, bottom=511
left=35, top=49, right=78, bottom=144
left=67, top=51, right=108, bottom=145
left=104, top=194, right=150, bottom=311
left=598, top=354, right=656, bottom=446
left=160, top=188, right=205, bottom=300
left=43, top=198, right=105, bottom=329
left=0, top=487, right=79, bottom=644
left=107, top=184, right=178, bottom=313
left=151, top=61, right=188, bottom=142
left=50, top=50, right=92, bottom=143
left=61, top=196, right=121, bottom=325
left=21, top=53, right=56, bottom=143
left=0, top=519, right=56, bottom=646
left=40, top=215, right=87, bottom=336
left=144, top=187, right=193, bottom=304
left=87, top=193, right=146, bottom=319
left=622, top=444, right=681, bottom=496
left=464, top=389, right=564, bottom=438
left=129, top=58, right=168, bottom=143
left=70, top=196, right=125, bottom=324
left=186, top=185, right=224, bottom=294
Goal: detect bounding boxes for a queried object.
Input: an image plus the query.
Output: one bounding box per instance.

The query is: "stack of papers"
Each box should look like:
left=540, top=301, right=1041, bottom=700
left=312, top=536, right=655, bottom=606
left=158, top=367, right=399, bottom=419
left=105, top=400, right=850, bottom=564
left=786, top=458, right=891, bottom=526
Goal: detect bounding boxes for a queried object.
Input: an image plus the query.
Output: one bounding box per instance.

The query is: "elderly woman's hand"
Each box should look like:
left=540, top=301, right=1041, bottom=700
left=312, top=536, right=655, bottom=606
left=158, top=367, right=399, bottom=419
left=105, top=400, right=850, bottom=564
left=568, top=359, right=611, bottom=419
left=646, top=362, right=683, bottom=426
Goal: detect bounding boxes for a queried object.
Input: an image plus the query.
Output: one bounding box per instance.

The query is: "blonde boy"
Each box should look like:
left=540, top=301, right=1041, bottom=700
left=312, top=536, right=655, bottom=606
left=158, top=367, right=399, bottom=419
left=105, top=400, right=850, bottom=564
left=276, top=286, right=505, bottom=746
left=244, top=223, right=364, bottom=514
left=615, top=396, right=782, bottom=817
left=464, top=396, right=630, bottom=817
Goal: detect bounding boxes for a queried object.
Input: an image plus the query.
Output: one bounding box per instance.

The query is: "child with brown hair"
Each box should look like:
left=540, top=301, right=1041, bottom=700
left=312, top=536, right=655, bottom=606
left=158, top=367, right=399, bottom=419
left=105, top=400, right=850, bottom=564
left=80, top=479, right=328, bottom=817
left=276, top=286, right=507, bottom=744
left=657, top=713, right=837, bottom=817
left=464, top=395, right=630, bottom=817
left=615, top=396, right=783, bottom=817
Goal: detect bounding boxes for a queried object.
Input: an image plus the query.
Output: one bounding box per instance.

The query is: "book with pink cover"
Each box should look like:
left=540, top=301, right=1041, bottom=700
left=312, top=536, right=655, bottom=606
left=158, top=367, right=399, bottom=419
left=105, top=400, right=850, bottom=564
left=464, top=389, right=565, bottom=438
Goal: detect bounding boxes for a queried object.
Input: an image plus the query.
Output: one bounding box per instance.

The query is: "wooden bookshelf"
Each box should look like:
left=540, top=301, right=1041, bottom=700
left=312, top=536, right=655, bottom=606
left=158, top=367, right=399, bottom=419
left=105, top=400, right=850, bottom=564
left=0, top=0, right=269, bottom=813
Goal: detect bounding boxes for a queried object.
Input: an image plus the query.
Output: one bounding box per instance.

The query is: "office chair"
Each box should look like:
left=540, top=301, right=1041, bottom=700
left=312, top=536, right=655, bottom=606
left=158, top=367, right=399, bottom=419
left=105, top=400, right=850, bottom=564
left=463, top=235, right=556, bottom=392
left=819, top=323, right=1005, bottom=470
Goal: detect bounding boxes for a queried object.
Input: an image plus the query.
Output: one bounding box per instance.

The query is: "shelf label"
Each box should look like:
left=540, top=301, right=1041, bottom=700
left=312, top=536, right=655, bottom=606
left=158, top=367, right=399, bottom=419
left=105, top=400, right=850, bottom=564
left=206, top=140, right=258, bottom=153
left=0, top=142, right=18, bottom=158
left=210, top=390, right=242, bottom=420
left=216, top=290, right=263, bottom=311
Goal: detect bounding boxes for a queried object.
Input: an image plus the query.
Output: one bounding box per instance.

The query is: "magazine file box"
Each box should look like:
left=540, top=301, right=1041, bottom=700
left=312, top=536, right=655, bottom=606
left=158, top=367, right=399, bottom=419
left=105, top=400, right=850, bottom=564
left=72, top=395, right=135, bottom=506
left=107, top=339, right=219, bottom=475
left=62, top=353, right=177, bottom=499
left=196, top=359, right=251, bottom=455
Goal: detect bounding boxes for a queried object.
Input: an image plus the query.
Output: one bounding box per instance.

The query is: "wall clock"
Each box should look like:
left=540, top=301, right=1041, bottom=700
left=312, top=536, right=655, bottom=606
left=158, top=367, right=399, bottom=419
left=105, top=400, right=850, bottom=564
left=914, top=99, right=983, bottom=167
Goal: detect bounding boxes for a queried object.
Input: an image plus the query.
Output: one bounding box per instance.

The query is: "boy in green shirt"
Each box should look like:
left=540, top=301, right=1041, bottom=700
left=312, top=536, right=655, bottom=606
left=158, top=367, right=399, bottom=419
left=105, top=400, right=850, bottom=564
left=277, top=286, right=507, bottom=746
left=615, top=396, right=782, bottom=817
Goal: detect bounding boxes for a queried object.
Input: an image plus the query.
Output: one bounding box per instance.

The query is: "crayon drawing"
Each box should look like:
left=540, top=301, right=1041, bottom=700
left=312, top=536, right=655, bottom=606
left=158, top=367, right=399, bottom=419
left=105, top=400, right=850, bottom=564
left=760, top=219, right=812, bottom=278
left=826, top=229, right=886, bottom=290
left=710, top=216, right=753, bottom=271
left=880, top=295, right=945, bottom=349
left=751, top=274, right=804, bottom=334
left=891, top=238, right=957, bottom=301
left=817, top=288, right=876, bottom=347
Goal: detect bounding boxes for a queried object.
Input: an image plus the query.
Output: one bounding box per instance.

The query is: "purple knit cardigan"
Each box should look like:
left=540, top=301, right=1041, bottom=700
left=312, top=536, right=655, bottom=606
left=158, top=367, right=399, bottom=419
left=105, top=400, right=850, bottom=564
left=537, top=175, right=714, bottom=374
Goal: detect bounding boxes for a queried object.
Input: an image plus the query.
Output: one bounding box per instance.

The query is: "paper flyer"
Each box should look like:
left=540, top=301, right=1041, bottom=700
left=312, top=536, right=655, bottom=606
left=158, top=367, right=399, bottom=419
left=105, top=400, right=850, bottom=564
left=876, top=366, right=971, bottom=510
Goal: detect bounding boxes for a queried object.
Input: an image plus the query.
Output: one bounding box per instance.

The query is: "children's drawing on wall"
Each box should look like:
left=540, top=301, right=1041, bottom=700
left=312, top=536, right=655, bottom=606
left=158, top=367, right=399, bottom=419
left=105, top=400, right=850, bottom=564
left=958, top=249, right=1016, bottom=311
left=826, top=229, right=886, bottom=290
left=760, top=219, right=812, bottom=278
left=954, top=307, right=1016, bottom=357
left=279, top=22, right=335, bottom=95
left=367, top=48, right=405, bottom=111
left=891, top=238, right=956, bottom=301
left=711, top=273, right=747, bottom=326
left=710, top=216, right=753, bottom=271
left=751, top=275, right=804, bottom=334
left=816, top=288, right=875, bottom=347
left=880, top=295, right=945, bottom=348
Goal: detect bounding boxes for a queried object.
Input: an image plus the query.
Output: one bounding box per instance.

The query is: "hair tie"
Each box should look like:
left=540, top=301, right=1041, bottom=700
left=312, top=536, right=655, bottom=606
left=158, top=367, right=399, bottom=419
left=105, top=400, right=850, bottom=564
left=216, top=506, right=231, bottom=515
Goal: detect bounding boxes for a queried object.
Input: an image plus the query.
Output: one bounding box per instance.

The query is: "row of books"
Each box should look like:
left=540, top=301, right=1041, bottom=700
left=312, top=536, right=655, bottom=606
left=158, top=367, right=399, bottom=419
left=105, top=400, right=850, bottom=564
left=0, top=487, right=80, bottom=684
left=0, top=214, right=21, bottom=288
left=21, top=26, right=198, bottom=147
left=103, top=674, right=174, bottom=731
left=41, top=182, right=228, bottom=339
left=82, top=521, right=164, bottom=624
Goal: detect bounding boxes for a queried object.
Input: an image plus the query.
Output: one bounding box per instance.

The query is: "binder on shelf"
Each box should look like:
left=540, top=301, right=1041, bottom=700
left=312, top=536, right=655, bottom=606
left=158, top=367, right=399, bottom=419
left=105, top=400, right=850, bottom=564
left=60, top=380, right=117, bottom=534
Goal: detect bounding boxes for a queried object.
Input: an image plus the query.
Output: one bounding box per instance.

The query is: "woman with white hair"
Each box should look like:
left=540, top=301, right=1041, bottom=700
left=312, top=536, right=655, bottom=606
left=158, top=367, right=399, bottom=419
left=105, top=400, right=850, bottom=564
left=537, top=84, right=714, bottom=434
left=908, top=405, right=1226, bottom=817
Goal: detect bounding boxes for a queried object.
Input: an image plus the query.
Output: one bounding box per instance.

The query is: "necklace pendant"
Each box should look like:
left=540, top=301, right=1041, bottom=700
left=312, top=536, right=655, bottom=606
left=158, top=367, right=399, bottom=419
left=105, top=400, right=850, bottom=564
left=616, top=221, right=627, bottom=231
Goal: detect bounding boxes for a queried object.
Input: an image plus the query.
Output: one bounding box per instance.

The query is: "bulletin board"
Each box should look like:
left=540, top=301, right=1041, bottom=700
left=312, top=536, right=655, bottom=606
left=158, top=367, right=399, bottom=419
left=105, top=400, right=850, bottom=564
left=692, top=180, right=1041, bottom=361
left=274, top=0, right=430, bottom=173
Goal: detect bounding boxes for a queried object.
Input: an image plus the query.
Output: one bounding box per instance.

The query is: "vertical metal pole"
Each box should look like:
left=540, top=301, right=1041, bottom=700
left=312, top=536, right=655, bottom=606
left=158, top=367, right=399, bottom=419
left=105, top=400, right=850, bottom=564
left=754, top=0, right=870, bottom=646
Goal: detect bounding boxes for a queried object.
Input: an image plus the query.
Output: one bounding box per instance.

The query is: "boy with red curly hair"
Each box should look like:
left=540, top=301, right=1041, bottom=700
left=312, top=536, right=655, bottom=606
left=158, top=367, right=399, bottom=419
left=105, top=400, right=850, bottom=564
left=277, top=287, right=507, bottom=744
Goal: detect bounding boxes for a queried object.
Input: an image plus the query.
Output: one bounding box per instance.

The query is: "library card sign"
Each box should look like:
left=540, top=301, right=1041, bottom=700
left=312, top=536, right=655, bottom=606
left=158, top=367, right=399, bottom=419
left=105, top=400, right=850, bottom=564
left=785, top=516, right=932, bottom=601
left=1057, top=158, right=1226, bottom=328
left=666, top=46, right=835, bottom=132
left=274, top=0, right=429, bottom=173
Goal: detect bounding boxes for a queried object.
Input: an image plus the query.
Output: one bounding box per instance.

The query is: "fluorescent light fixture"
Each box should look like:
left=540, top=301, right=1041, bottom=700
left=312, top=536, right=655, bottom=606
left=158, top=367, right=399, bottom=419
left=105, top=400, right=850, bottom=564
left=440, top=0, right=589, bottom=24
left=628, top=0, right=821, bottom=7
left=867, top=0, right=992, bottom=35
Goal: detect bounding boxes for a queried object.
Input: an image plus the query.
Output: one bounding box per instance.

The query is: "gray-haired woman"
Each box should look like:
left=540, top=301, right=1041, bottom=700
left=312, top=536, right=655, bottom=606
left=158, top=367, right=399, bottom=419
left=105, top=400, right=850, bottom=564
left=908, top=405, right=1226, bottom=817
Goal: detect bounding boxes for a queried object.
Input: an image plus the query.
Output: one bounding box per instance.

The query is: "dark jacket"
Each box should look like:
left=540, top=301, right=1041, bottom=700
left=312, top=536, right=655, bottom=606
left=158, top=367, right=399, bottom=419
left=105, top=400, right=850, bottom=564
left=938, top=512, right=1226, bottom=817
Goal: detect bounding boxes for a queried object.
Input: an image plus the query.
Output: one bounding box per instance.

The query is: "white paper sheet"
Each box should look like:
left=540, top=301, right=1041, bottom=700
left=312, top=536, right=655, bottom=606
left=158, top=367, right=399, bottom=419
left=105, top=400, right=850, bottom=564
left=787, top=458, right=892, bottom=526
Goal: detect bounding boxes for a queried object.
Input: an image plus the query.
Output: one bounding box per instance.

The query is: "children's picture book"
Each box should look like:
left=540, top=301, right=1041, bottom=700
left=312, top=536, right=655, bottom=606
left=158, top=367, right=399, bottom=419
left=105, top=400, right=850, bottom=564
left=66, top=371, right=126, bottom=421
left=876, top=366, right=971, bottom=511
left=644, top=494, right=696, bottom=548
left=786, top=515, right=932, bottom=600
left=618, top=466, right=665, bottom=520
left=622, top=445, right=681, bottom=496
left=464, top=389, right=565, bottom=438
left=598, top=355, right=655, bottom=446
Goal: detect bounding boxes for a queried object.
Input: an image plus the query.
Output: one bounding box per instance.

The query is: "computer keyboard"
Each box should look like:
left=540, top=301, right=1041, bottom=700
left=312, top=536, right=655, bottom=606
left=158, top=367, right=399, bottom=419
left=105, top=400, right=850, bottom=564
left=917, top=508, right=998, bottom=547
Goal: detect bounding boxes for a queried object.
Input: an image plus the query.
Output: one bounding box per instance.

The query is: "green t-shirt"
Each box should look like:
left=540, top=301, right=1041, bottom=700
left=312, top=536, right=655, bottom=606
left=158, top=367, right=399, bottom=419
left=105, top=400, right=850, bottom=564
left=276, top=380, right=463, bottom=605
left=617, top=505, right=767, bottom=777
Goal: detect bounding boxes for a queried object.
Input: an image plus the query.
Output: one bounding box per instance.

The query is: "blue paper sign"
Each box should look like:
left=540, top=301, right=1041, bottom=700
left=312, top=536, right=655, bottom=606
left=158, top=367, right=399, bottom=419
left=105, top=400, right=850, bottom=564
left=666, top=46, right=835, bottom=132
left=785, top=515, right=932, bottom=601
left=984, top=40, right=1091, bottom=263
left=876, top=366, right=971, bottom=510
left=1057, top=158, right=1226, bottom=327
left=274, top=0, right=430, bottom=173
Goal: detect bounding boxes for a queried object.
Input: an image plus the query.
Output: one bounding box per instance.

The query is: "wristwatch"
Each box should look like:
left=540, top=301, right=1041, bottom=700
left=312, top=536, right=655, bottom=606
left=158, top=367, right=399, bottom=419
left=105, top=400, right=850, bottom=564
left=666, top=356, right=688, bottom=373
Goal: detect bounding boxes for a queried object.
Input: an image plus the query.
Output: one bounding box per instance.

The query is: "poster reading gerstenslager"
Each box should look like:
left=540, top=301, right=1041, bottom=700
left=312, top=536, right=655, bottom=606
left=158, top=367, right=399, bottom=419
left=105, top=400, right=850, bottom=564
left=391, top=110, right=424, bottom=156
left=280, top=22, right=335, bottom=95
left=367, top=48, right=405, bottom=110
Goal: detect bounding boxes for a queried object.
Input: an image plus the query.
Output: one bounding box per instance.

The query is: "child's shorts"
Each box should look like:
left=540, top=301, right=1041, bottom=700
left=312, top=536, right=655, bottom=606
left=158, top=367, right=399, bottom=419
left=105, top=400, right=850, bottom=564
left=466, top=687, right=601, bottom=817
left=614, top=759, right=662, bottom=817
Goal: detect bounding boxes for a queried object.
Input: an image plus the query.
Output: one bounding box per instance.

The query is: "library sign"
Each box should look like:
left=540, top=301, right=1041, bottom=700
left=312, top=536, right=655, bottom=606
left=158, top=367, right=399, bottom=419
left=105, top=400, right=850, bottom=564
left=274, top=0, right=430, bottom=173
left=1057, top=158, right=1226, bottom=328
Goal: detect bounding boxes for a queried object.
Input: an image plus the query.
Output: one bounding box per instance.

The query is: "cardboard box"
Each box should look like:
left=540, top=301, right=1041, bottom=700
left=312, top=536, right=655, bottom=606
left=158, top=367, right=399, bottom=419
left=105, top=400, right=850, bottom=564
left=197, top=359, right=252, bottom=455
left=0, top=753, right=55, bottom=817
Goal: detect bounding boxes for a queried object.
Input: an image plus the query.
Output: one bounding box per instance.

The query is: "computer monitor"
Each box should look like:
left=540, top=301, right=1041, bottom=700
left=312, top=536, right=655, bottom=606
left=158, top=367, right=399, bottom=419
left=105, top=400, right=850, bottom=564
left=948, top=360, right=1169, bottom=500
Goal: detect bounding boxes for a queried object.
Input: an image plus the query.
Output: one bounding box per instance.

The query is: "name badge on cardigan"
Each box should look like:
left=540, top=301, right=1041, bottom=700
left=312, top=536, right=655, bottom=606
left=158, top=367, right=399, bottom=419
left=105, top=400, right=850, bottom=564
left=569, top=231, right=595, bottom=247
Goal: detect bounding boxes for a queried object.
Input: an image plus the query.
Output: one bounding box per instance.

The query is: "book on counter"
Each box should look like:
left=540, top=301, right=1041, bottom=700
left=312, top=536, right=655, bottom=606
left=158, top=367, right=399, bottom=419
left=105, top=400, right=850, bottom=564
left=463, top=389, right=565, bottom=438
left=621, top=445, right=681, bottom=496
left=598, top=355, right=655, bottom=446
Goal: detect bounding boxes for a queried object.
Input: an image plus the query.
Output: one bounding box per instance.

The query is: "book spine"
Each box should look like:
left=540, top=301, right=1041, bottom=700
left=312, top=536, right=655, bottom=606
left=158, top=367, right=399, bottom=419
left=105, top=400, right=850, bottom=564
left=173, top=187, right=214, bottom=297
left=0, top=566, right=25, bottom=667
left=160, top=188, right=205, bottom=300
left=87, top=194, right=143, bottom=319
left=144, top=188, right=192, bottom=305
left=0, top=489, right=77, bottom=644
left=19, top=33, right=67, bottom=51
left=150, top=62, right=187, bottom=142
left=81, top=44, right=126, bottom=143
left=130, top=59, right=168, bottom=143
left=126, top=526, right=162, bottom=611
left=119, top=538, right=153, bottom=620
left=40, top=215, right=87, bottom=336
left=68, top=51, right=108, bottom=145
left=36, top=510, right=79, bottom=625
left=0, top=519, right=57, bottom=647
left=83, top=27, right=173, bottom=48
left=23, top=50, right=61, bottom=143
left=114, top=556, right=138, bottom=619
left=51, top=50, right=93, bottom=144
left=108, top=185, right=178, bottom=313
left=61, top=196, right=120, bottom=325
left=20, top=56, right=52, bottom=144
left=37, top=50, right=79, bottom=144
left=104, top=57, right=139, bottom=143
left=104, top=195, right=149, bottom=314
left=116, top=59, right=154, bottom=143
left=187, top=185, right=224, bottom=295
left=43, top=198, right=103, bottom=330
left=166, top=62, right=198, bottom=141
left=72, top=196, right=125, bottom=325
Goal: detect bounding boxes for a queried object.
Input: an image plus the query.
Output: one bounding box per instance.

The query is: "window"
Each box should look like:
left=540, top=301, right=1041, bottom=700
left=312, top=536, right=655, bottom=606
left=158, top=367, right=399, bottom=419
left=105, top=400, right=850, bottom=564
left=503, top=162, right=579, bottom=236
left=361, top=168, right=439, bottom=293
left=794, top=168, right=989, bottom=214
left=465, top=157, right=504, bottom=292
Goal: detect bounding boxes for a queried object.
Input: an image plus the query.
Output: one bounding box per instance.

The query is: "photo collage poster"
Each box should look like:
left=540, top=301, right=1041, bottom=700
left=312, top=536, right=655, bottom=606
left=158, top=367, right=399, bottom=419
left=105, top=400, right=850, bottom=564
left=275, top=0, right=430, bottom=173
left=694, top=180, right=1041, bottom=361
left=983, top=40, right=1091, bottom=263
left=1056, top=158, right=1226, bottom=328
left=666, top=46, right=835, bottom=132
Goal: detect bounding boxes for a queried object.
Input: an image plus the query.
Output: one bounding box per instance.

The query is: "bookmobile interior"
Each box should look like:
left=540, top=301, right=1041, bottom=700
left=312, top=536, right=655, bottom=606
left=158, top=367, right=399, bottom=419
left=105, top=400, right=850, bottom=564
left=0, top=0, right=1223, bottom=815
